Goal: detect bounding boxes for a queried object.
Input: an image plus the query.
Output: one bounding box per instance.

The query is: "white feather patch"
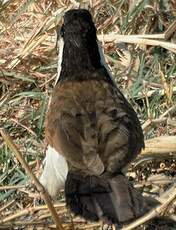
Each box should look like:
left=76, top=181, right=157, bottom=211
left=54, top=37, right=64, bottom=86
left=40, top=145, right=68, bottom=198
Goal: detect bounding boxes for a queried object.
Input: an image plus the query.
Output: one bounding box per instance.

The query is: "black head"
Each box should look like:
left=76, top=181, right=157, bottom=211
left=60, top=9, right=97, bottom=48
left=57, top=9, right=113, bottom=84
left=56, top=10, right=95, bottom=54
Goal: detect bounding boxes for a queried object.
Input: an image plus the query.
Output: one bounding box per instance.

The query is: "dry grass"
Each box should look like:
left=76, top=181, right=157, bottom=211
left=0, top=0, right=176, bottom=229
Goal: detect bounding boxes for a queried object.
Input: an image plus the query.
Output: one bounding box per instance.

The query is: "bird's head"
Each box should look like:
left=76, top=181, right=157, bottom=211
left=59, top=9, right=97, bottom=48
left=56, top=9, right=113, bottom=84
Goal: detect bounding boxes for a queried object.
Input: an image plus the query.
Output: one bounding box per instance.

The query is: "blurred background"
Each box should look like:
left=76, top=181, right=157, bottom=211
left=0, top=0, right=176, bottom=229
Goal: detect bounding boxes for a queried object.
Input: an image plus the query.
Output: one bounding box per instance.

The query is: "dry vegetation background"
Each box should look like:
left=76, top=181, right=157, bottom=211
left=0, top=0, right=176, bottom=229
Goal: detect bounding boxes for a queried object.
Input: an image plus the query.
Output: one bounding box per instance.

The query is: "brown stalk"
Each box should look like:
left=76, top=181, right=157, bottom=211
left=0, top=200, right=16, bottom=214
left=141, top=136, right=176, bottom=155
left=98, top=34, right=176, bottom=53
left=0, top=128, right=64, bottom=230
left=164, top=20, right=176, bottom=40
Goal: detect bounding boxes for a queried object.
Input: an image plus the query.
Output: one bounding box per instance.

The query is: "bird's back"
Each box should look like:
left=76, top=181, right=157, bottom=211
left=45, top=71, right=144, bottom=176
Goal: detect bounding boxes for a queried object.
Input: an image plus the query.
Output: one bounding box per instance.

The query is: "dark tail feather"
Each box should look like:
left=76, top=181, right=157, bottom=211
left=65, top=172, right=158, bottom=224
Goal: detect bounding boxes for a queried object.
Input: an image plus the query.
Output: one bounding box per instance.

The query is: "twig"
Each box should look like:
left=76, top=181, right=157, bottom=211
left=142, top=118, right=167, bottom=131
left=69, top=0, right=80, bottom=8
left=137, top=86, right=176, bottom=99
left=98, top=33, right=176, bottom=53
left=38, top=208, right=67, bottom=220
left=0, top=128, right=64, bottom=230
left=0, top=206, right=66, bottom=224
left=0, top=208, right=37, bottom=224
left=8, top=7, right=67, bottom=69
left=1, top=202, right=65, bottom=220
left=98, top=32, right=165, bottom=42
left=142, top=105, right=176, bottom=131
left=0, top=200, right=16, bottom=213
left=0, top=221, right=51, bottom=228
left=164, top=20, right=176, bottom=40
left=124, top=86, right=176, bottom=100
left=159, top=67, right=173, bottom=105
left=0, top=185, right=25, bottom=190
left=141, top=136, right=176, bottom=155
left=0, top=221, right=102, bottom=230
left=10, top=118, right=37, bottom=137
left=160, top=105, right=176, bottom=118
left=122, top=184, right=176, bottom=230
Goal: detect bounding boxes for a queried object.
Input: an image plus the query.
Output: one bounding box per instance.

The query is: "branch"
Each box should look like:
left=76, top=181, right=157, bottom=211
left=0, top=128, right=64, bottom=230
left=141, top=136, right=176, bottom=155
left=98, top=33, right=176, bottom=53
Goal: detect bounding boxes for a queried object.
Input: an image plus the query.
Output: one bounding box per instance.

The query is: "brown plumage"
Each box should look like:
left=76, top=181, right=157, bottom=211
left=46, top=76, right=144, bottom=176
left=41, top=9, right=157, bottom=225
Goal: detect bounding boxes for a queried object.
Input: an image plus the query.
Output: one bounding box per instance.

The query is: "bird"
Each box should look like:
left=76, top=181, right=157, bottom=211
left=40, top=9, right=153, bottom=225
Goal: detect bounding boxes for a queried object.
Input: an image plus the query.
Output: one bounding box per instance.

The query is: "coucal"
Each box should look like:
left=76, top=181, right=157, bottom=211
left=40, top=9, right=152, bottom=225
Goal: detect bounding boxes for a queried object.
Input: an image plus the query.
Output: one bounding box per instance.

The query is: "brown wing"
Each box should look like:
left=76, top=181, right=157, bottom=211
left=45, top=79, right=144, bottom=175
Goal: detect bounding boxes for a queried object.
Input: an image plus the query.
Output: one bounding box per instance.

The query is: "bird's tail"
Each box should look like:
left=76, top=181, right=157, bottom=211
left=39, top=145, right=68, bottom=198
left=65, top=172, right=156, bottom=224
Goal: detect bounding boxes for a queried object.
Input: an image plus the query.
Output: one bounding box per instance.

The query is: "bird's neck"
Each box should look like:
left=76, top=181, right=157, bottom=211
left=57, top=38, right=103, bottom=81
